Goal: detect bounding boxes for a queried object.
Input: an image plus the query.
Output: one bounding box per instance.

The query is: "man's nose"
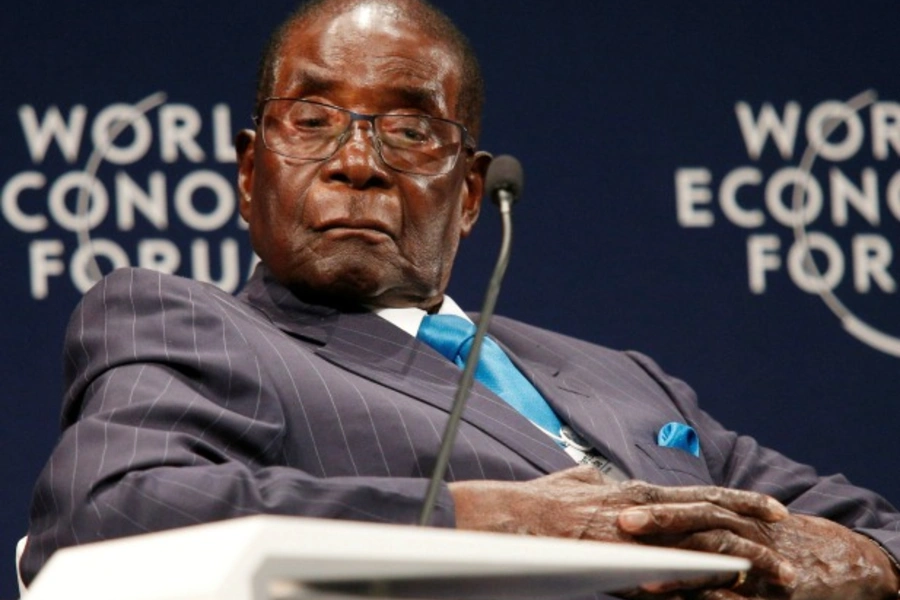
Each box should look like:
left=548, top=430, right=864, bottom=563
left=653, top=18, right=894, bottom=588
left=322, top=122, right=391, bottom=189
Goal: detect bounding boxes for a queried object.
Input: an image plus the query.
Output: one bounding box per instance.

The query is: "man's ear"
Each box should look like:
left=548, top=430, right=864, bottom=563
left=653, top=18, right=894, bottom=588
left=236, top=129, right=256, bottom=223
left=460, top=150, right=492, bottom=237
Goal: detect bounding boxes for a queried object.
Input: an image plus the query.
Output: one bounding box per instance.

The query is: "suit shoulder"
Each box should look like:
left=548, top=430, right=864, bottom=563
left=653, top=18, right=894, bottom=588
left=75, top=267, right=241, bottom=317
left=67, top=268, right=250, bottom=357
left=83, top=267, right=229, bottom=300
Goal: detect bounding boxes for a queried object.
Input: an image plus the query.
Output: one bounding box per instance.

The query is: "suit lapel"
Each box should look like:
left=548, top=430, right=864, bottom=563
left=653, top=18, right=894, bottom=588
left=239, top=267, right=573, bottom=475
left=489, top=320, right=716, bottom=484
left=318, top=311, right=575, bottom=475
left=487, top=323, right=643, bottom=480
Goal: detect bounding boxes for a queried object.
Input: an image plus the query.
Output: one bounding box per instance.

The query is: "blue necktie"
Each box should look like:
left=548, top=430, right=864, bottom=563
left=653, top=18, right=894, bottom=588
left=417, top=314, right=563, bottom=437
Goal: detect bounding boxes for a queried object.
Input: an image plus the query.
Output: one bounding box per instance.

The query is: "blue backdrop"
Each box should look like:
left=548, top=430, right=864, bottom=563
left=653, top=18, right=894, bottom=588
left=3, top=2, right=899, bottom=596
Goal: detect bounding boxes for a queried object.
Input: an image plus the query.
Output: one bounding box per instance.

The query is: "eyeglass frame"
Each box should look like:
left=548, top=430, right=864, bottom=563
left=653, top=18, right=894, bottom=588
left=252, top=97, right=478, bottom=175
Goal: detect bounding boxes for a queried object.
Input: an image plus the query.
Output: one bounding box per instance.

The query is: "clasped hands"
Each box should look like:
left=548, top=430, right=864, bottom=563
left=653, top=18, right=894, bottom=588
left=448, top=466, right=898, bottom=599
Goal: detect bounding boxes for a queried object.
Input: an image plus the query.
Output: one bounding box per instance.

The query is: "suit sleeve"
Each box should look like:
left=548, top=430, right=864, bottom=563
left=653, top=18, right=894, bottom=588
left=626, top=350, right=900, bottom=564
left=21, top=268, right=455, bottom=584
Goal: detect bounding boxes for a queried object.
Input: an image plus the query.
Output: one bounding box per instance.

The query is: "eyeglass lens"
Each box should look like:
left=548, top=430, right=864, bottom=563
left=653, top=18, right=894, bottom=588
left=261, top=99, right=464, bottom=175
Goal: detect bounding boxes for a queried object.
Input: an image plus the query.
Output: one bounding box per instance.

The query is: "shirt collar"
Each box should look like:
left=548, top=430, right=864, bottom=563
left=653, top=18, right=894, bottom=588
left=371, top=295, right=470, bottom=337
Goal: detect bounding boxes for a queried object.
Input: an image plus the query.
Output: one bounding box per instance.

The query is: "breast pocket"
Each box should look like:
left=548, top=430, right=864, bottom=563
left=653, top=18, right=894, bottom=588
left=634, top=441, right=715, bottom=486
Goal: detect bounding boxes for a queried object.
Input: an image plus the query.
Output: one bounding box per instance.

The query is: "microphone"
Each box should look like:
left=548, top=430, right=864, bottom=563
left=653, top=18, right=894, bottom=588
left=485, top=154, right=524, bottom=206
left=418, top=155, right=524, bottom=526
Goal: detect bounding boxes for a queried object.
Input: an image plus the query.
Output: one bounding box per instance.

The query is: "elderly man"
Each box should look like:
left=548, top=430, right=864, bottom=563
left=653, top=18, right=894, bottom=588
left=21, top=0, right=900, bottom=598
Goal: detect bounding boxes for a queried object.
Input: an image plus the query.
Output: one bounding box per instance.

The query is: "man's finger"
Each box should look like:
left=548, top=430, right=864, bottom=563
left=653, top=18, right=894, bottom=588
left=618, top=502, right=774, bottom=539
left=674, top=529, right=797, bottom=589
left=617, top=480, right=788, bottom=521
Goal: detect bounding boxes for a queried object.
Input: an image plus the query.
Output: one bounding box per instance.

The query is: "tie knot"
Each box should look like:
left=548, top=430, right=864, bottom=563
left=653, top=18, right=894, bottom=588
left=417, top=314, right=477, bottom=363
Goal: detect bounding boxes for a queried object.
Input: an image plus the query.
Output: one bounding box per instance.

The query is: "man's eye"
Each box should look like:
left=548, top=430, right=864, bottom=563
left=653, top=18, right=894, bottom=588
left=401, top=128, right=428, bottom=142
left=382, top=120, right=433, bottom=145
left=293, top=117, right=328, bottom=129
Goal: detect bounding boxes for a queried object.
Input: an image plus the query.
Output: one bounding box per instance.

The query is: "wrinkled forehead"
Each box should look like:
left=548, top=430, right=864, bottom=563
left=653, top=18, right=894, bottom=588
left=273, top=3, right=463, bottom=116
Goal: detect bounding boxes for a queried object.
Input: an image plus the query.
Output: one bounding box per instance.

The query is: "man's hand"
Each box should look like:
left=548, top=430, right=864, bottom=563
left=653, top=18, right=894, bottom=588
left=448, top=466, right=796, bottom=591
left=619, top=507, right=900, bottom=600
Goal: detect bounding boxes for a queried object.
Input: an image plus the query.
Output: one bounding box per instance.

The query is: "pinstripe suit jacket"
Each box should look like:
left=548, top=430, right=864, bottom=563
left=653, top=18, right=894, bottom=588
left=21, top=265, right=900, bottom=591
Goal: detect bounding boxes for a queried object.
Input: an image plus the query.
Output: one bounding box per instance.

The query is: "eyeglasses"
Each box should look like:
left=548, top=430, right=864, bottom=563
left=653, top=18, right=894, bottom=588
left=253, top=98, right=476, bottom=176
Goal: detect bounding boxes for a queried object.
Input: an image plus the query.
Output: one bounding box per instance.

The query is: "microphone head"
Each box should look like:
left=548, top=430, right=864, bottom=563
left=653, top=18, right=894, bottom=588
left=485, top=154, right=524, bottom=204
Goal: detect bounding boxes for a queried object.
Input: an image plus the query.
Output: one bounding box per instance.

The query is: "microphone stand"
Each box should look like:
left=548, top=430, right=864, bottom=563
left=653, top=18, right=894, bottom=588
left=418, top=189, right=515, bottom=526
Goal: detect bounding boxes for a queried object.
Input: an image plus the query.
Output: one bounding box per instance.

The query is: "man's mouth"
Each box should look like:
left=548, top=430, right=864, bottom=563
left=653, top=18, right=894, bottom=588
left=317, top=219, right=395, bottom=240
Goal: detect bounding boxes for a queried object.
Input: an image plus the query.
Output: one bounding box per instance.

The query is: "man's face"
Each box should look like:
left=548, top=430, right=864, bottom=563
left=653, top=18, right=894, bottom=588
left=237, top=2, right=488, bottom=310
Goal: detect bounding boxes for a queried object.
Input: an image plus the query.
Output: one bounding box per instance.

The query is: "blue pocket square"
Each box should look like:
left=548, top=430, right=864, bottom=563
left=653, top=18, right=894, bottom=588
left=657, top=422, right=700, bottom=457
